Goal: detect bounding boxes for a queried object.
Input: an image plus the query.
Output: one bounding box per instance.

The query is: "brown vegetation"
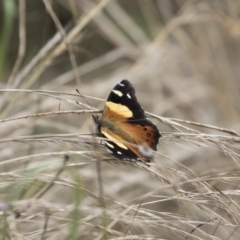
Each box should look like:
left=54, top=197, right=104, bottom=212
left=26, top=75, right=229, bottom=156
left=1, top=0, right=240, bottom=239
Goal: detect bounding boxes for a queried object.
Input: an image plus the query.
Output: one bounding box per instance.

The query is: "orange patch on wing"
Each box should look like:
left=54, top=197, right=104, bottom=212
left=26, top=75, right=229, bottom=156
left=105, top=102, right=133, bottom=118
left=118, top=122, right=159, bottom=150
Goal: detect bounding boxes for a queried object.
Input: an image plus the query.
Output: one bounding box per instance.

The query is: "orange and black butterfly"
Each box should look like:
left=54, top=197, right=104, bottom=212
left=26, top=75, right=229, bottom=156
left=93, top=80, right=161, bottom=163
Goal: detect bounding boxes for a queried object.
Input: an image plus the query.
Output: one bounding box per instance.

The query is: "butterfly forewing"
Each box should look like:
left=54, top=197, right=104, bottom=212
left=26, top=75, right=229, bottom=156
left=103, top=80, right=145, bottom=120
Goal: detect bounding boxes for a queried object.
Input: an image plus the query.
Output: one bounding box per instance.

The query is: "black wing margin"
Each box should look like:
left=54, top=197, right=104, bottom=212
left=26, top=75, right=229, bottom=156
left=106, top=80, right=146, bottom=120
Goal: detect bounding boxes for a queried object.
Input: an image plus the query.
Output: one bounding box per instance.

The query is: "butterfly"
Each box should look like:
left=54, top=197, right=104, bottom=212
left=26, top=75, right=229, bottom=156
left=93, top=80, right=161, bottom=163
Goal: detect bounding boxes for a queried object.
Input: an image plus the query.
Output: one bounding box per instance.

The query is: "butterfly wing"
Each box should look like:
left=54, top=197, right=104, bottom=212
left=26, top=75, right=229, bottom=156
left=97, top=80, right=161, bottom=162
left=100, top=128, right=142, bottom=160
left=102, top=80, right=145, bottom=121
left=118, top=119, right=160, bottom=151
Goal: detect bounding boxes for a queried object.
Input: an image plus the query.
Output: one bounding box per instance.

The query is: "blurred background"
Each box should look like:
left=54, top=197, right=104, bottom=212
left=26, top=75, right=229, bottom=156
left=1, top=0, right=240, bottom=239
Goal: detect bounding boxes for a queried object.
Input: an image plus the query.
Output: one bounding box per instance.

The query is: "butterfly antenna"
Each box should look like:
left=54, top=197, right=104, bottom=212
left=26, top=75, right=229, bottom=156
left=76, top=88, right=95, bottom=111
left=185, top=218, right=218, bottom=239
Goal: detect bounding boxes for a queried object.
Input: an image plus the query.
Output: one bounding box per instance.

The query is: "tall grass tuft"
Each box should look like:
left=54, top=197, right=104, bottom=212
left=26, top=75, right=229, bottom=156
left=1, top=1, right=240, bottom=239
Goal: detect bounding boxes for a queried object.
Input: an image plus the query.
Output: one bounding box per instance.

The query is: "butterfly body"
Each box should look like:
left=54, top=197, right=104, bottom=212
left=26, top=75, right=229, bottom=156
left=93, top=80, right=161, bottom=163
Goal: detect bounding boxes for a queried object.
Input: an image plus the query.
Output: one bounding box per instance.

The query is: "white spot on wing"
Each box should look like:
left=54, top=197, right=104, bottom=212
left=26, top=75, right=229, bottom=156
left=107, top=149, right=113, bottom=154
left=117, top=151, right=122, bottom=155
left=119, top=82, right=124, bottom=86
left=104, top=141, right=114, bottom=149
left=127, top=93, right=131, bottom=99
left=112, top=90, right=123, bottom=97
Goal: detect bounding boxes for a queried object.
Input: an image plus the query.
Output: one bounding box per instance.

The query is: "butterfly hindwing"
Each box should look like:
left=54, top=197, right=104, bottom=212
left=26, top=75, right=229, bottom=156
left=118, top=119, right=160, bottom=151
left=101, top=129, right=141, bottom=160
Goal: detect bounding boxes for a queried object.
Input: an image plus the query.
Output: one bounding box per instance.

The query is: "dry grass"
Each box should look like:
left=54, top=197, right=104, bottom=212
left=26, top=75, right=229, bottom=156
left=1, top=0, right=240, bottom=239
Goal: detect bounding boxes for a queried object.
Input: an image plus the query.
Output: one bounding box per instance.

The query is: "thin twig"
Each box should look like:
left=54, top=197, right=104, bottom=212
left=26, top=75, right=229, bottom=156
left=168, top=117, right=240, bottom=137
left=42, top=0, right=82, bottom=86
left=40, top=209, right=50, bottom=240
left=0, top=109, right=98, bottom=123
left=7, top=0, right=26, bottom=85
left=34, top=154, right=69, bottom=199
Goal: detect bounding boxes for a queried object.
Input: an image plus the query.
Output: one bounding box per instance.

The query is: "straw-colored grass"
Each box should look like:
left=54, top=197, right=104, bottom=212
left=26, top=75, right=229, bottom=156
left=1, top=0, right=240, bottom=239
